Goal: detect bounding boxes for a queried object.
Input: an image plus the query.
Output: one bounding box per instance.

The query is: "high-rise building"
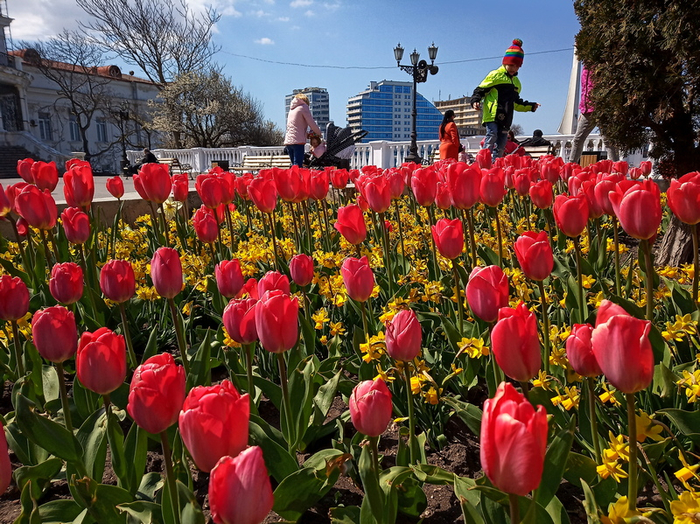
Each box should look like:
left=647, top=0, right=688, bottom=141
left=285, top=87, right=330, bottom=136
left=346, top=80, right=443, bottom=142
left=434, top=97, right=482, bottom=137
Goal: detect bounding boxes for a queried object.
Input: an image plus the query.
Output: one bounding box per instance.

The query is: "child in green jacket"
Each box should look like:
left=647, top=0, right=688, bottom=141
left=470, top=39, right=540, bottom=160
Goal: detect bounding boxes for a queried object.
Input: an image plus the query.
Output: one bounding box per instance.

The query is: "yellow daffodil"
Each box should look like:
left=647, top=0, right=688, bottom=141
left=600, top=497, right=640, bottom=523
left=596, top=449, right=628, bottom=482
left=635, top=411, right=664, bottom=442
left=670, top=490, right=700, bottom=524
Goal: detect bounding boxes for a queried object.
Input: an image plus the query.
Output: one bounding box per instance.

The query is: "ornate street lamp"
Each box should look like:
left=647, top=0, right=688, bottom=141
left=394, top=42, right=439, bottom=164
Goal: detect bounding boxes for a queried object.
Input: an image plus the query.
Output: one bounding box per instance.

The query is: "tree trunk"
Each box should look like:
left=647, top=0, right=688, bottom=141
left=656, top=214, right=694, bottom=267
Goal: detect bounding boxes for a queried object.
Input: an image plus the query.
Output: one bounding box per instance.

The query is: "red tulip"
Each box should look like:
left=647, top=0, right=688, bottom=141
left=133, top=163, right=172, bottom=204
left=215, top=259, right=244, bottom=299
left=61, top=207, right=90, bottom=245
left=609, top=179, right=661, bottom=240
left=238, top=278, right=259, bottom=300
left=447, top=163, right=481, bottom=209
left=0, top=184, right=10, bottom=218
left=431, top=218, right=464, bottom=260
left=331, top=169, right=350, bottom=189
left=100, top=260, right=136, bottom=303
left=514, top=231, right=553, bottom=281
left=192, top=206, right=219, bottom=244
left=512, top=169, right=531, bottom=196
left=254, top=290, right=298, bottom=353
left=31, top=161, right=59, bottom=192
left=491, top=302, right=541, bottom=382
left=76, top=327, right=127, bottom=395
left=539, top=159, right=561, bottom=184
left=106, top=176, right=125, bottom=199
left=272, top=166, right=309, bottom=203
left=248, top=176, right=277, bottom=213
left=361, top=174, right=392, bottom=213
left=17, top=158, right=34, bottom=183
left=591, top=300, right=653, bottom=394
left=480, top=382, right=548, bottom=496
left=172, top=173, right=189, bottom=202
left=0, top=420, right=11, bottom=494
left=612, top=161, right=629, bottom=177
left=639, top=161, right=652, bottom=177
left=386, top=168, right=405, bottom=199
left=0, top=275, right=29, bottom=321
left=385, top=309, right=422, bottom=362
left=341, top=256, right=375, bottom=303
left=179, top=380, right=250, bottom=472
left=435, top=180, right=453, bottom=210
left=196, top=173, right=227, bottom=209
left=209, top=446, right=274, bottom=524
left=553, top=194, right=589, bottom=238
left=14, top=185, right=57, bottom=230
left=411, top=167, right=438, bottom=207
left=63, top=162, right=95, bottom=209
left=308, top=170, right=330, bottom=201
left=349, top=378, right=393, bottom=437
left=49, top=262, right=84, bottom=305
left=235, top=173, right=253, bottom=200
left=466, top=265, right=509, bottom=323
left=480, top=168, right=507, bottom=207
left=15, top=217, right=28, bottom=237
left=667, top=172, right=700, bottom=225
left=257, top=271, right=290, bottom=296
left=5, top=182, right=27, bottom=213
left=475, top=148, right=492, bottom=169
left=32, top=306, right=78, bottom=363
left=334, top=204, right=367, bottom=245
left=579, top=179, right=604, bottom=219
left=223, top=298, right=259, bottom=345
left=593, top=173, right=625, bottom=216
left=128, top=353, right=186, bottom=434
left=529, top=179, right=554, bottom=209
left=566, top=324, right=601, bottom=377
left=150, top=247, right=183, bottom=299
left=289, top=254, right=314, bottom=287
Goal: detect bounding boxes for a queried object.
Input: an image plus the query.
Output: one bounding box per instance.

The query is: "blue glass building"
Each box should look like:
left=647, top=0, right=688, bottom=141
left=347, top=80, right=444, bottom=142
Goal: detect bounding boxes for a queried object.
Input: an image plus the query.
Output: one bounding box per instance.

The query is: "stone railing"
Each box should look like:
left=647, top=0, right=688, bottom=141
left=128, top=134, right=648, bottom=173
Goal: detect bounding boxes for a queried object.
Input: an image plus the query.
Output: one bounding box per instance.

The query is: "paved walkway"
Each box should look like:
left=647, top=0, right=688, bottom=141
left=2, top=176, right=145, bottom=205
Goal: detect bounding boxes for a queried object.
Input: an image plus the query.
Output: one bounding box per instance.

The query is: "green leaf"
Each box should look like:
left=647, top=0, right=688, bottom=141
left=188, top=329, right=212, bottom=389
left=443, top=397, right=482, bottom=437
left=312, top=370, right=341, bottom=425
left=659, top=408, right=700, bottom=443
left=106, top=406, right=133, bottom=493
left=411, top=463, right=455, bottom=485
left=75, top=409, right=108, bottom=481
left=117, top=501, right=162, bottom=524
left=581, top=479, right=602, bottom=524
left=563, top=452, right=598, bottom=489
left=248, top=418, right=298, bottom=483
left=544, top=496, right=570, bottom=524
left=15, top=394, right=85, bottom=470
left=329, top=506, right=361, bottom=524
left=13, top=458, right=63, bottom=499
left=536, top=418, right=575, bottom=507
left=123, top=422, right=148, bottom=495
left=356, top=443, right=384, bottom=524
left=454, top=476, right=485, bottom=524
left=72, top=477, right=133, bottom=524
left=396, top=476, right=427, bottom=518
left=37, top=499, right=85, bottom=523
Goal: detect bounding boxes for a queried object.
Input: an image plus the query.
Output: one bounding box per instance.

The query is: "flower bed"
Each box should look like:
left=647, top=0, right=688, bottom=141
left=0, top=155, right=699, bottom=523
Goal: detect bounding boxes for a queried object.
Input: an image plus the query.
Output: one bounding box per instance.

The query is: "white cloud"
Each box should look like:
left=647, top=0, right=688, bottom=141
left=7, top=0, right=84, bottom=41
left=290, top=0, right=313, bottom=8
left=251, top=10, right=268, bottom=17
left=277, top=16, right=290, bottom=22
left=254, top=37, right=274, bottom=45
left=304, top=9, right=315, bottom=16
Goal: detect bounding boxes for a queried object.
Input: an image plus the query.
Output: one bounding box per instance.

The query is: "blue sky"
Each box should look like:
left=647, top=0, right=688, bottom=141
left=9, top=0, right=582, bottom=136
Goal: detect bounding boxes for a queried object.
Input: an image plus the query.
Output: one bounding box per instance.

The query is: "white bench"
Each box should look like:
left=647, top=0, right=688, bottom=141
left=230, top=154, right=292, bottom=174
left=159, top=158, right=194, bottom=179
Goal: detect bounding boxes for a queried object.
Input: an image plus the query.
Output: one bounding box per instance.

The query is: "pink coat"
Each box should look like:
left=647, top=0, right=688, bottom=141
left=579, top=66, right=595, bottom=115
left=284, top=98, right=322, bottom=145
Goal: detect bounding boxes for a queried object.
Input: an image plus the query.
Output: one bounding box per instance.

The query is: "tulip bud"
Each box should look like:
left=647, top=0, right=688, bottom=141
left=0, top=275, right=30, bottom=321
left=257, top=271, right=290, bottom=297
left=106, top=176, right=125, bottom=199
left=64, top=163, right=95, bottom=209
left=100, top=260, right=136, bottom=303
left=490, top=302, right=541, bottom=382
left=566, top=324, right=601, bottom=377
left=76, top=327, right=127, bottom=395
left=223, top=298, right=258, bottom=345
left=289, top=254, right=314, bottom=287
left=349, top=378, right=393, bottom=437
left=215, top=259, right=245, bottom=299
left=255, top=290, right=299, bottom=354
left=61, top=207, right=91, bottom=245
left=32, top=306, right=78, bottom=363
left=209, top=446, right=274, bottom=524
left=14, top=185, right=57, bottom=230
left=192, top=206, right=219, bottom=244
left=179, top=380, right=250, bottom=472
left=553, top=194, right=589, bottom=238
left=667, top=172, right=700, bottom=225
left=480, top=382, right=548, bottom=496
left=513, top=231, right=554, bottom=281
left=609, top=179, right=662, bottom=240
left=466, top=265, right=509, bottom=323
left=133, top=163, right=172, bottom=204
left=150, top=247, right=183, bottom=299
left=334, top=204, right=367, bottom=245
left=128, top=353, right=186, bottom=434
left=49, top=262, right=84, bottom=305
left=385, top=309, right=422, bottom=362
left=431, top=218, right=464, bottom=260
left=411, top=167, right=438, bottom=207
left=341, top=256, right=375, bottom=303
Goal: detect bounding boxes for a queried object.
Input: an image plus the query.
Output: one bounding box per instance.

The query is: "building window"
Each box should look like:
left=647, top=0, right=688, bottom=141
left=38, top=112, right=52, bottom=141
left=69, top=115, right=80, bottom=142
left=96, top=118, right=107, bottom=142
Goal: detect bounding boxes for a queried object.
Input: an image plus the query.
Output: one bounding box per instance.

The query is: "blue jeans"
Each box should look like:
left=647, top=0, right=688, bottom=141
left=285, top=144, right=305, bottom=167
left=484, top=122, right=508, bottom=159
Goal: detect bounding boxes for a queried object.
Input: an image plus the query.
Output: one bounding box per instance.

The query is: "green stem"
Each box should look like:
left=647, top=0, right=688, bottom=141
left=167, top=298, right=190, bottom=376
left=369, top=435, right=381, bottom=486
left=380, top=212, right=395, bottom=297
left=277, top=353, right=295, bottom=452
left=613, top=218, right=621, bottom=296
left=626, top=393, right=638, bottom=512
left=148, top=201, right=161, bottom=243
left=466, top=208, right=478, bottom=270
left=160, top=431, right=181, bottom=524
left=427, top=206, right=439, bottom=279
left=39, top=228, right=54, bottom=267
left=302, top=200, right=313, bottom=254
left=452, top=260, right=464, bottom=334
left=519, top=381, right=530, bottom=402
left=693, top=224, right=699, bottom=307
left=574, top=237, right=585, bottom=324
left=537, top=280, right=550, bottom=375
left=587, top=377, right=601, bottom=464
left=225, top=204, right=236, bottom=255
left=46, top=229, right=61, bottom=265
left=643, top=239, right=654, bottom=321
left=509, top=493, right=520, bottom=524
left=55, top=361, right=73, bottom=433
left=158, top=203, right=170, bottom=247
left=394, top=200, right=406, bottom=257
left=404, top=362, right=418, bottom=464
left=9, top=218, right=31, bottom=281
left=268, top=211, right=280, bottom=271
left=245, top=343, right=256, bottom=411
left=11, top=320, right=25, bottom=377
left=119, top=302, right=138, bottom=369
left=494, top=207, right=503, bottom=268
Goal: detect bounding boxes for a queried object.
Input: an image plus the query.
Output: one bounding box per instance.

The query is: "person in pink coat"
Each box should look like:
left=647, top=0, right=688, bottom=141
left=284, top=93, right=322, bottom=167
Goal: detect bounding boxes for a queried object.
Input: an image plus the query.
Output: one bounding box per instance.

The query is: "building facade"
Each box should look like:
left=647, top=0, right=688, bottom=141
left=434, top=97, right=482, bottom=137
left=0, top=6, right=161, bottom=175
left=346, top=80, right=443, bottom=143
left=284, top=87, right=330, bottom=137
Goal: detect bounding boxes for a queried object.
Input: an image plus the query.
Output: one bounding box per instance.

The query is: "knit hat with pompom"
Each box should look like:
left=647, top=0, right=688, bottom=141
left=503, top=39, right=524, bottom=67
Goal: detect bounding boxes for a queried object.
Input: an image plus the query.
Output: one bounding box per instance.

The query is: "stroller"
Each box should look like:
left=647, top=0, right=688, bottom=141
left=307, top=122, right=368, bottom=169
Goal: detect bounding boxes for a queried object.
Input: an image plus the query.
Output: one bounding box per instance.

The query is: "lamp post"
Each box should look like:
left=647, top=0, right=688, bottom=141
left=394, top=42, right=439, bottom=164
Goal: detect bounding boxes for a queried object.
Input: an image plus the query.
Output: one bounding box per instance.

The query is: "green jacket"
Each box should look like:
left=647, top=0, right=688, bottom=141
left=470, top=66, right=536, bottom=128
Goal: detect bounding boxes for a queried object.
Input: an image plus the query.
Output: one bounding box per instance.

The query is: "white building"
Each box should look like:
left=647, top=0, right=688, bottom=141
left=285, top=87, right=330, bottom=137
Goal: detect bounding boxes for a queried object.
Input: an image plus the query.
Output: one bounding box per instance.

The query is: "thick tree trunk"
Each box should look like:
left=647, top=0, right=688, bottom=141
left=656, top=214, right=694, bottom=267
